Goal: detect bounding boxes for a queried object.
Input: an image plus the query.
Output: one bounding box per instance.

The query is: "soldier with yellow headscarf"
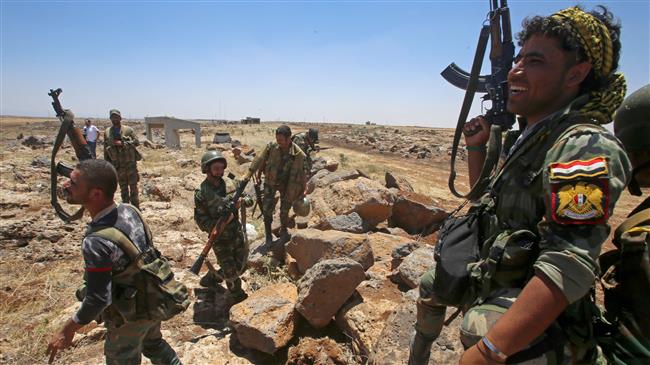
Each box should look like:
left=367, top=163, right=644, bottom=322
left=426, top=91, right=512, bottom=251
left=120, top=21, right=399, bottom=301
left=410, top=5, right=633, bottom=364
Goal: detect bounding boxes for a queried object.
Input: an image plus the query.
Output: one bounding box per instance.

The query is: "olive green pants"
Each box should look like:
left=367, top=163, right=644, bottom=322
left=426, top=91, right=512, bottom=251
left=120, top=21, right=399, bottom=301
left=104, top=318, right=180, bottom=365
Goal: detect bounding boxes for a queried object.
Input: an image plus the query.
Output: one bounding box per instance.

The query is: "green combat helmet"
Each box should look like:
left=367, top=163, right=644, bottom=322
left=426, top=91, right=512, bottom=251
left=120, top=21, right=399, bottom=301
left=614, top=84, right=650, bottom=153
left=292, top=196, right=311, bottom=217
left=614, top=84, right=650, bottom=196
left=201, top=150, right=227, bottom=173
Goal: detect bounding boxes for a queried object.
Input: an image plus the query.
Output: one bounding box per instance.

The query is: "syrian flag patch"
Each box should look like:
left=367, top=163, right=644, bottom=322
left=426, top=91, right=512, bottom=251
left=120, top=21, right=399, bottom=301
left=549, top=157, right=608, bottom=180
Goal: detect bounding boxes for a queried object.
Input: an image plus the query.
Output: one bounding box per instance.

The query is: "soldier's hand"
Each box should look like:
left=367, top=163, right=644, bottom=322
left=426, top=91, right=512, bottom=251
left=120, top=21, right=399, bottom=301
left=463, top=116, right=490, bottom=148
left=46, top=327, right=75, bottom=363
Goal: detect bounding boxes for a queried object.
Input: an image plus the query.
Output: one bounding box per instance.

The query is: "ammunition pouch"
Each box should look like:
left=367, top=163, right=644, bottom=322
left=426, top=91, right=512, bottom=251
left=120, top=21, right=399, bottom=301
left=433, top=210, right=482, bottom=307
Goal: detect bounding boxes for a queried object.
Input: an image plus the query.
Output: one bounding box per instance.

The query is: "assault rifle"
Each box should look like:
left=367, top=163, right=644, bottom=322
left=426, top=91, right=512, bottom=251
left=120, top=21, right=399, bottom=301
left=441, top=0, right=515, bottom=199
left=189, top=177, right=251, bottom=275
left=251, top=176, right=265, bottom=219
left=48, top=88, right=93, bottom=222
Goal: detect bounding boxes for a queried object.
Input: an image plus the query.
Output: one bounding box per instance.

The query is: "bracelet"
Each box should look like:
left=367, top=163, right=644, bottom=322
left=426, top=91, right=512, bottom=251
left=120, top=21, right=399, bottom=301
left=466, top=145, right=486, bottom=151
left=482, top=337, right=508, bottom=363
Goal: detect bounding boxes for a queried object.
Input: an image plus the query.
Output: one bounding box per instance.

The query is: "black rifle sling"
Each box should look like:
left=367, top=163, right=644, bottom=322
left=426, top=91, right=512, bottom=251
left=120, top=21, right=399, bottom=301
left=448, top=25, right=499, bottom=200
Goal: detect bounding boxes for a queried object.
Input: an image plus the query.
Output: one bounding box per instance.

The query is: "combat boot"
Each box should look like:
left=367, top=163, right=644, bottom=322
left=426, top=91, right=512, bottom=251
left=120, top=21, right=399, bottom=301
left=408, top=330, right=434, bottom=365
left=264, top=219, right=273, bottom=245
left=279, top=226, right=290, bottom=243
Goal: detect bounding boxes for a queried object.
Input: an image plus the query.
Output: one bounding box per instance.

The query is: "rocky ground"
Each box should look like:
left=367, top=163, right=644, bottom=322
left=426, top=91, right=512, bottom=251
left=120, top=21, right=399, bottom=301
left=0, top=116, right=644, bottom=365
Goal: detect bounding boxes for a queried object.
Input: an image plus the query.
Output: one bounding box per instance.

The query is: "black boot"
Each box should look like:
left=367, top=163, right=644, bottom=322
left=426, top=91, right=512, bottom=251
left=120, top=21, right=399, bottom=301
left=264, top=219, right=273, bottom=245
left=408, top=331, right=434, bottom=365
left=279, top=226, right=290, bottom=243
left=199, top=269, right=224, bottom=288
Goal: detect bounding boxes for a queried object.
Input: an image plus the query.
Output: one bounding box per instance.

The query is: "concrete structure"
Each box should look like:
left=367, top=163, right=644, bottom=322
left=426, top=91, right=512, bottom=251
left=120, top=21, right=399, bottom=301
left=241, top=117, right=261, bottom=124
left=144, top=117, right=201, bottom=149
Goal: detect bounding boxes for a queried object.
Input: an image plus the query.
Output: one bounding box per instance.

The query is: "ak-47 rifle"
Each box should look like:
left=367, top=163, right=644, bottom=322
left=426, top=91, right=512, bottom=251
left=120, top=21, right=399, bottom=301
left=441, top=0, right=515, bottom=199
left=189, top=177, right=251, bottom=275
left=48, top=88, right=93, bottom=222
left=251, top=175, right=265, bottom=219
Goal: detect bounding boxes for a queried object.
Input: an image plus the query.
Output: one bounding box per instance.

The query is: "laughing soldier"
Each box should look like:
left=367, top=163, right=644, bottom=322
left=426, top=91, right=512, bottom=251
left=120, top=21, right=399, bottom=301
left=410, top=5, right=633, bottom=364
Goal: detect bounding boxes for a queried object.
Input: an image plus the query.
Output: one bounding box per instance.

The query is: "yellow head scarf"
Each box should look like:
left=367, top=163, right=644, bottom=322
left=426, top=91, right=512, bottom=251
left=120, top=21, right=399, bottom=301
left=550, top=6, right=627, bottom=124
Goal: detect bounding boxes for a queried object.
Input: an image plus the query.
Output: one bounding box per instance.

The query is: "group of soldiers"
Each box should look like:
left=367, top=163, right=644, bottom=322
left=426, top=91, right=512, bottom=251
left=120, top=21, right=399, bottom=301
left=47, top=113, right=321, bottom=363
left=43, top=3, right=649, bottom=365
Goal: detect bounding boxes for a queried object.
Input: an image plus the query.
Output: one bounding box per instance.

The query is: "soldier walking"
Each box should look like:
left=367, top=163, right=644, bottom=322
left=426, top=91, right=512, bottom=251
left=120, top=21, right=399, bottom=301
left=194, top=151, right=252, bottom=303
left=291, top=128, right=319, bottom=175
left=243, top=125, right=308, bottom=244
left=104, top=109, right=142, bottom=209
left=410, top=5, right=632, bottom=364
left=46, top=159, right=182, bottom=364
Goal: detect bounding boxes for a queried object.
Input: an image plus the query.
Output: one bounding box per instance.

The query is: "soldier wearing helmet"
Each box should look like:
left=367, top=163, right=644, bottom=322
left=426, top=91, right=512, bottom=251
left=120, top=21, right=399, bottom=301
left=194, top=150, right=252, bottom=302
left=291, top=128, right=319, bottom=176
left=243, top=125, right=308, bottom=245
left=597, top=84, right=650, bottom=362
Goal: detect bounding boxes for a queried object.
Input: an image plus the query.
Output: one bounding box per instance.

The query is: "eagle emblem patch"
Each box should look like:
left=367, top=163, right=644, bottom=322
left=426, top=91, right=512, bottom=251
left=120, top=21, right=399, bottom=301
left=549, top=157, right=609, bottom=224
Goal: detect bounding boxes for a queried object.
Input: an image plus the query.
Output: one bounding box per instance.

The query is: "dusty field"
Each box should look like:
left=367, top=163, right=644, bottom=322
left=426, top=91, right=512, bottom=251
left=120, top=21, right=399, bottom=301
left=0, top=116, right=644, bottom=364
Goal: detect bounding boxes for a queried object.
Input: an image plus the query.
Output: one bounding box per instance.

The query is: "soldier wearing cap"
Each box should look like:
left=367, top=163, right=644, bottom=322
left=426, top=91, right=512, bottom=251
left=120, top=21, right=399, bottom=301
left=194, top=150, right=252, bottom=303
left=409, top=5, right=632, bottom=364
left=243, top=125, right=308, bottom=245
left=103, top=109, right=142, bottom=209
left=291, top=128, right=319, bottom=175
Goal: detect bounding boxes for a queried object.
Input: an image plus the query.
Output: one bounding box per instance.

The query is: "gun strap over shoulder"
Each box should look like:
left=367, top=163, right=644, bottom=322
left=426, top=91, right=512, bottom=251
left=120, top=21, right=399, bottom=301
left=614, top=208, right=650, bottom=247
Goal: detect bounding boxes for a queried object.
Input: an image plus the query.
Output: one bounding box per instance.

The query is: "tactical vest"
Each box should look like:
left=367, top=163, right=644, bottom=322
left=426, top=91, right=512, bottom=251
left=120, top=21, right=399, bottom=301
left=261, top=142, right=306, bottom=202
left=86, top=208, right=190, bottom=323
left=104, top=126, right=141, bottom=166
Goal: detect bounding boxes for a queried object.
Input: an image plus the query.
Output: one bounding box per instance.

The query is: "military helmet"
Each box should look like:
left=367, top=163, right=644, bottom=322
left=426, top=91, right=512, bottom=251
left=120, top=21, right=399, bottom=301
left=614, top=84, right=650, bottom=152
left=292, top=196, right=311, bottom=217
left=308, top=128, right=319, bottom=142
left=201, top=150, right=227, bottom=173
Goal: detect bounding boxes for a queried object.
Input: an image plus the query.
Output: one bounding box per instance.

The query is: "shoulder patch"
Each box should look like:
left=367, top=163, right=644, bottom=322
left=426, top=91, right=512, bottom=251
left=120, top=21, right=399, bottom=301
left=551, top=180, right=609, bottom=224
left=549, top=156, right=608, bottom=180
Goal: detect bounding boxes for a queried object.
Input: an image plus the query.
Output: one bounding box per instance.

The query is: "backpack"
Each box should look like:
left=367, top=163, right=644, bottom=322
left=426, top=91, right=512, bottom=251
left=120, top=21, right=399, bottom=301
left=87, top=212, right=190, bottom=322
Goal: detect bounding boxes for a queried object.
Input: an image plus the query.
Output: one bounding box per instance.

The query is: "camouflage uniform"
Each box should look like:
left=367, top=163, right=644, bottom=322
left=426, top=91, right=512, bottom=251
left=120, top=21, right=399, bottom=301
left=104, top=125, right=141, bottom=209
left=194, top=177, right=251, bottom=297
left=247, top=141, right=307, bottom=232
left=415, top=97, right=632, bottom=363
left=76, top=203, right=180, bottom=365
left=291, top=132, right=317, bottom=175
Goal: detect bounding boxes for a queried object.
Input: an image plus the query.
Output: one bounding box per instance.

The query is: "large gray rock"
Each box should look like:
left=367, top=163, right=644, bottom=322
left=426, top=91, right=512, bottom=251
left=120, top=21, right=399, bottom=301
left=306, top=169, right=362, bottom=194
left=316, top=212, right=367, bottom=233
left=309, top=177, right=395, bottom=228
left=296, top=258, right=366, bottom=328
left=335, top=275, right=404, bottom=357
left=229, top=282, right=298, bottom=354
left=385, top=171, right=415, bottom=192
left=388, top=191, right=447, bottom=235
left=286, top=229, right=374, bottom=274
left=398, top=246, right=435, bottom=289
left=368, top=288, right=464, bottom=365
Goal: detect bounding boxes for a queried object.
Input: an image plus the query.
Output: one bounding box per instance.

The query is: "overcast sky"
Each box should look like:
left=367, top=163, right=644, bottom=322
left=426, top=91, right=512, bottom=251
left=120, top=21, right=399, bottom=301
left=1, top=0, right=648, bottom=127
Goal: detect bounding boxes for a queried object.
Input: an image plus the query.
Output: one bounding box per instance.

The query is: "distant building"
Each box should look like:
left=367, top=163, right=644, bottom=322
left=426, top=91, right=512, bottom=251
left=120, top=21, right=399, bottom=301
left=144, top=117, right=201, bottom=149
left=241, top=117, right=261, bottom=124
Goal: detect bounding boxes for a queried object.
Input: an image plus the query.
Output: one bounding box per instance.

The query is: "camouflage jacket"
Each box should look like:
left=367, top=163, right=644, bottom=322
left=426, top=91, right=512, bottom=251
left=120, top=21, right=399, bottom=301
left=476, top=97, right=632, bottom=305
left=194, top=177, right=250, bottom=242
left=291, top=132, right=317, bottom=156
left=248, top=141, right=307, bottom=202
left=104, top=125, right=141, bottom=168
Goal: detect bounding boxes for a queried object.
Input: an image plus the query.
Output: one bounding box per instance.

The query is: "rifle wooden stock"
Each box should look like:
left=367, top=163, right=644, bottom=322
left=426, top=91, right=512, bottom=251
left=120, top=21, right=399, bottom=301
left=189, top=177, right=250, bottom=275
left=189, top=214, right=235, bottom=275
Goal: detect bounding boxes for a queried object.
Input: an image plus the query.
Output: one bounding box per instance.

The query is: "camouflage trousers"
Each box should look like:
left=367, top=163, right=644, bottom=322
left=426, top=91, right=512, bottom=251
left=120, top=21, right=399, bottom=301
left=104, top=318, right=181, bottom=365
left=212, top=230, right=249, bottom=296
left=262, top=184, right=292, bottom=229
left=116, top=162, right=140, bottom=209
left=415, top=269, right=602, bottom=364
